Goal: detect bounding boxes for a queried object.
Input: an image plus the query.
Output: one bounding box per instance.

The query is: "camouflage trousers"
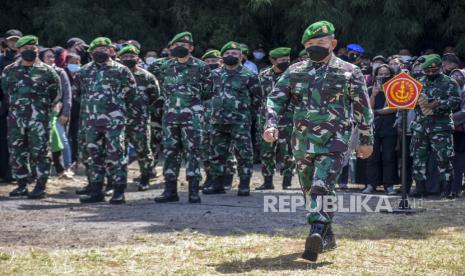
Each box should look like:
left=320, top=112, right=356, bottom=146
left=202, top=124, right=237, bottom=175
left=7, top=121, right=51, bottom=183
left=150, top=119, right=162, bottom=169
left=85, top=125, right=127, bottom=186
left=162, top=123, right=202, bottom=181
left=260, top=123, right=295, bottom=177
left=295, top=151, right=345, bottom=225
left=210, top=124, right=253, bottom=178
left=127, top=123, right=153, bottom=176
left=411, top=130, right=454, bottom=183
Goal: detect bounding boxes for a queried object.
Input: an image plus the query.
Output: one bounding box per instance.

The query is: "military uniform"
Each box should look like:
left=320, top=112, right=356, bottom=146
left=411, top=54, right=461, bottom=197
left=258, top=50, right=295, bottom=189
left=74, top=37, right=137, bottom=204
left=2, top=35, right=61, bottom=198
left=266, top=21, right=373, bottom=262
left=154, top=32, right=212, bottom=203
left=208, top=41, right=262, bottom=195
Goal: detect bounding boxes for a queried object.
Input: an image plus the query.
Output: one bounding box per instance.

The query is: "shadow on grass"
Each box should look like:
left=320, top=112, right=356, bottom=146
left=214, top=253, right=332, bottom=273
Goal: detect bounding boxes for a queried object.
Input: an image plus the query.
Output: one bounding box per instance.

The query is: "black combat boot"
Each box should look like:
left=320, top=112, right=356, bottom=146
left=9, top=179, right=29, bottom=197
left=109, top=185, right=126, bottom=204
left=80, top=182, right=105, bottom=203
left=154, top=180, right=179, bottom=203
left=27, top=178, right=47, bottom=199
left=75, top=184, right=91, bottom=195
left=104, top=178, right=114, bottom=196
left=188, top=179, right=201, bottom=203
left=237, top=177, right=251, bottom=196
left=256, top=175, right=274, bottom=190
left=322, top=224, right=337, bottom=252
left=223, top=174, right=233, bottom=190
left=440, top=181, right=452, bottom=199
left=202, top=176, right=226, bottom=194
left=133, top=170, right=157, bottom=182
left=137, top=174, right=150, bottom=191
left=200, top=172, right=213, bottom=190
left=302, top=223, right=327, bottom=262
left=282, top=175, right=292, bottom=190
left=410, top=180, right=427, bottom=198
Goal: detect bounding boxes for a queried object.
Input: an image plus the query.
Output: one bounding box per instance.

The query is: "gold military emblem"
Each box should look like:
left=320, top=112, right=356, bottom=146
left=184, top=35, right=189, bottom=40
left=431, top=63, right=436, bottom=67
left=231, top=43, right=237, bottom=48
left=322, top=26, right=328, bottom=33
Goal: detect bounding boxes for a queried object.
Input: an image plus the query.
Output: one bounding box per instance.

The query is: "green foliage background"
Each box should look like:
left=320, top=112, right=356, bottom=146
left=1, top=0, right=464, bottom=57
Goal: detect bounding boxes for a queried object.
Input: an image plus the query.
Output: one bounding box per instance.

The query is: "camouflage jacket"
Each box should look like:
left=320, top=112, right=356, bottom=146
left=210, top=65, right=262, bottom=125
left=158, top=56, right=212, bottom=125
left=1, top=60, right=61, bottom=127
left=147, top=57, right=169, bottom=123
left=74, top=59, right=137, bottom=127
left=266, top=54, right=374, bottom=154
left=128, top=66, right=161, bottom=125
left=412, top=74, right=461, bottom=133
left=259, top=66, right=293, bottom=128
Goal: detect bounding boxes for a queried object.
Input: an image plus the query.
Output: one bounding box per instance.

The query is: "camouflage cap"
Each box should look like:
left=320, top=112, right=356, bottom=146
left=15, top=35, right=38, bottom=48
left=118, top=44, right=140, bottom=57
left=301, top=20, right=335, bottom=44
left=420, top=54, right=442, bottom=70
left=88, top=37, right=112, bottom=52
left=269, top=47, right=291, bottom=59
left=201, top=49, right=221, bottom=60
left=220, top=41, right=242, bottom=56
left=169, top=31, right=193, bottom=45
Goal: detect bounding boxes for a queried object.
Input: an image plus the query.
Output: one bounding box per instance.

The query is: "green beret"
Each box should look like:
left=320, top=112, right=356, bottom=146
left=201, top=49, right=221, bottom=60
left=220, top=41, right=242, bottom=56
left=240, top=44, right=250, bottom=55
left=269, top=47, right=291, bottom=59
left=118, top=45, right=140, bottom=57
left=420, top=54, right=442, bottom=70
left=88, top=37, right=112, bottom=52
left=301, top=20, right=335, bottom=44
left=15, top=35, right=38, bottom=48
left=169, top=31, right=193, bottom=45
left=298, top=49, right=307, bottom=57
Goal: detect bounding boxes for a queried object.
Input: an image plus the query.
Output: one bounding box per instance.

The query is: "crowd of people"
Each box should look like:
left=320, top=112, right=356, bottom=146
left=0, top=27, right=464, bottom=205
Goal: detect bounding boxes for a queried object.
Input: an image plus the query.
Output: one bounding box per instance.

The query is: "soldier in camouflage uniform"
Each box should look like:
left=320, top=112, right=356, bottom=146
left=203, top=41, right=262, bottom=196
left=410, top=54, right=461, bottom=198
left=154, top=32, right=212, bottom=204
left=118, top=45, right=161, bottom=191
left=2, top=35, right=61, bottom=199
left=74, top=37, right=137, bottom=204
left=264, top=21, right=374, bottom=261
left=256, top=47, right=295, bottom=190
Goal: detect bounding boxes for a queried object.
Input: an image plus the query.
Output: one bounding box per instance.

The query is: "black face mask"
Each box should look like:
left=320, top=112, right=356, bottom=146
left=426, top=73, right=440, bottom=81
left=160, top=52, right=170, bottom=58
left=21, top=50, right=37, bottom=62
left=223, top=55, right=239, bottom=66
left=92, top=51, right=109, bottom=63
left=306, top=46, right=330, bottom=63
left=122, top=59, right=137, bottom=68
left=171, top=46, right=189, bottom=58
left=276, top=61, right=290, bottom=72
left=208, top=64, right=219, bottom=70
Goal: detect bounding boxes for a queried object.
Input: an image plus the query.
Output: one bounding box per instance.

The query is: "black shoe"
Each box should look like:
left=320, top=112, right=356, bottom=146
left=75, top=185, right=91, bottom=195
left=202, top=176, right=226, bottom=194
left=322, top=224, right=337, bottom=252
left=200, top=173, right=213, bottom=190
left=302, top=223, right=327, bottom=262
left=256, top=175, right=274, bottom=190
left=237, top=177, right=250, bottom=196
left=133, top=171, right=157, bottom=182
left=109, top=186, right=126, bottom=204
left=410, top=180, right=427, bottom=198
left=27, top=180, right=47, bottom=199
left=154, top=180, right=179, bottom=203
left=9, top=181, right=28, bottom=197
left=223, top=174, right=233, bottom=190
left=80, top=193, right=105, bottom=203
left=440, top=181, right=451, bottom=199
left=137, top=174, right=150, bottom=191
left=188, top=179, right=201, bottom=203
left=282, top=175, right=292, bottom=190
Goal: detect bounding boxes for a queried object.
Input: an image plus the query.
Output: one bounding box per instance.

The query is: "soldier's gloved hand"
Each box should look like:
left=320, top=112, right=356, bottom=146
left=263, top=127, right=279, bottom=143
left=356, top=145, right=373, bottom=159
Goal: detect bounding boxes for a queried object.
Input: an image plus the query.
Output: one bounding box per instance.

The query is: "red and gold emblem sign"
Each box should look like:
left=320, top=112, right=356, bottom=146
left=382, top=72, right=423, bottom=109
